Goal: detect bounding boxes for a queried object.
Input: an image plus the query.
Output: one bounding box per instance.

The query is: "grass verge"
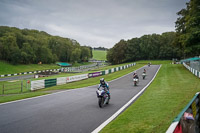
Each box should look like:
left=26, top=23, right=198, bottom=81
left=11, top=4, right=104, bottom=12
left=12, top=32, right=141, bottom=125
left=0, top=92, right=48, bottom=103
left=100, top=63, right=200, bottom=133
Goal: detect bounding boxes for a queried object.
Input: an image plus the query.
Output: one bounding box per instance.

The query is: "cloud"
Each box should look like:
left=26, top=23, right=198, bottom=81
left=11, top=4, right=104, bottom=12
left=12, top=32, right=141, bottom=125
left=0, top=0, right=189, bottom=48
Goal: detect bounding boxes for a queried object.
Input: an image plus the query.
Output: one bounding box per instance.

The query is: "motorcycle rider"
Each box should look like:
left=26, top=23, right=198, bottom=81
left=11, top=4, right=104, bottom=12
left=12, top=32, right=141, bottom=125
left=98, top=78, right=110, bottom=99
left=133, top=72, right=139, bottom=79
left=143, top=69, right=146, bottom=74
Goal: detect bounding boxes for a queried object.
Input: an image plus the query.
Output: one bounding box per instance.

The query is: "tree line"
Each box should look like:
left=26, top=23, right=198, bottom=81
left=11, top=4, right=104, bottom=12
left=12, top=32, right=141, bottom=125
left=93, top=47, right=108, bottom=51
left=107, top=32, right=180, bottom=64
left=0, top=26, right=92, bottom=64
left=107, top=0, right=200, bottom=64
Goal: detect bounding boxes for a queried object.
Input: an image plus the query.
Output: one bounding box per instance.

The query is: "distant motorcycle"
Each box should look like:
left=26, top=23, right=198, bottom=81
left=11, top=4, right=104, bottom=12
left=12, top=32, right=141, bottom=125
left=142, top=73, right=146, bottom=79
left=133, top=78, right=139, bottom=86
left=96, top=87, right=110, bottom=108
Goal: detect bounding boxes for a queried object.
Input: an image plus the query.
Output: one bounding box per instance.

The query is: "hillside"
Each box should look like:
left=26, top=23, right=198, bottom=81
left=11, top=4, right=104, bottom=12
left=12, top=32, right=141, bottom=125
left=92, top=50, right=107, bottom=61
left=0, top=26, right=92, bottom=64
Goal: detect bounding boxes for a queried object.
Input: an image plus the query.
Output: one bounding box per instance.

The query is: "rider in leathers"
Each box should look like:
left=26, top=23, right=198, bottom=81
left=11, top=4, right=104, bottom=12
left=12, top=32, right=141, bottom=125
left=98, top=78, right=110, bottom=99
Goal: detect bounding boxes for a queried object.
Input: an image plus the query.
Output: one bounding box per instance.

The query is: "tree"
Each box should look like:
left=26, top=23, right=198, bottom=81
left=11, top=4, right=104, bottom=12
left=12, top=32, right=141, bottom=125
left=107, top=40, right=127, bottom=64
left=175, top=0, right=200, bottom=57
left=0, top=26, right=90, bottom=64
left=71, top=48, right=81, bottom=63
left=81, top=46, right=91, bottom=61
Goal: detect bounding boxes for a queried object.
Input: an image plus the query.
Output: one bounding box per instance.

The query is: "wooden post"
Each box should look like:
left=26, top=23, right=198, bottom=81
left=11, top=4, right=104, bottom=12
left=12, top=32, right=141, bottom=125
left=2, top=84, right=4, bottom=95
left=21, top=81, right=23, bottom=93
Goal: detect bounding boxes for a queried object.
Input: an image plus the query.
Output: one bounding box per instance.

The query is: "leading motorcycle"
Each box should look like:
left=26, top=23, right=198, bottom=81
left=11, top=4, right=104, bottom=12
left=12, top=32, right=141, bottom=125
left=96, top=87, right=109, bottom=108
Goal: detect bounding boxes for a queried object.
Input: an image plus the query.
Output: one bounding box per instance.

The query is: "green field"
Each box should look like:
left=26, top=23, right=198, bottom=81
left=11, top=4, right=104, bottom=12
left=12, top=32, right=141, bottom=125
left=101, top=63, right=200, bottom=133
left=0, top=61, right=60, bottom=75
left=0, top=61, right=94, bottom=75
left=92, top=50, right=107, bottom=60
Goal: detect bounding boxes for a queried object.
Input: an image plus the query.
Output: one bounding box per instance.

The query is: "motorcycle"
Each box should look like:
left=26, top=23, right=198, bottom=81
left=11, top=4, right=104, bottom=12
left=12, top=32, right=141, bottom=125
left=133, top=78, right=139, bottom=86
left=142, top=73, right=146, bottom=79
left=96, top=87, right=110, bottom=108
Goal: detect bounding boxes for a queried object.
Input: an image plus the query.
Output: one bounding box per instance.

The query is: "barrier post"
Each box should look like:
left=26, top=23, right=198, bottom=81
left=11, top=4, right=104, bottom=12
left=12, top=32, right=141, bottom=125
left=21, top=81, right=23, bottom=93
left=2, top=84, right=4, bottom=95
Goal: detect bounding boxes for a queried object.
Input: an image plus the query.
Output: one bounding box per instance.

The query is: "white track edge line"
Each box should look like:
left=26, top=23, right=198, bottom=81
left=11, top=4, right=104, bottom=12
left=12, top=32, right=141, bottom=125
left=0, top=64, right=144, bottom=106
left=91, top=65, right=161, bottom=133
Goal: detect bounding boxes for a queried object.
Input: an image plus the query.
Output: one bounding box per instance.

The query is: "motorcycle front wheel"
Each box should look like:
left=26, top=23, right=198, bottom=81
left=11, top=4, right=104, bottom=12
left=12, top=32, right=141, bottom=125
left=98, top=97, right=104, bottom=108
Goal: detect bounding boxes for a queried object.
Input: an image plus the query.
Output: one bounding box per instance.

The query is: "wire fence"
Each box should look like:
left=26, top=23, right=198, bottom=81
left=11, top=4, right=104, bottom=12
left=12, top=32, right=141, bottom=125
left=0, top=79, right=31, bottom=95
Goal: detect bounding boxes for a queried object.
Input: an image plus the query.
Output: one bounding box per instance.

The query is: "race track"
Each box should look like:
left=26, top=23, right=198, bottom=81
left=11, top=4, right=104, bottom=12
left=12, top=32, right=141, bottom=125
left=0, top=65, right=160, bottom=133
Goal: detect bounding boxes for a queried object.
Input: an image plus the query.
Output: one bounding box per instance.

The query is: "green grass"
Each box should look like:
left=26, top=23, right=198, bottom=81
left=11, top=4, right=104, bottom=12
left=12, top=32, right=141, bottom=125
left=137, top=60, right=171, bottom=64
left=92, top=50, right=107, bottom=60
left=100, top=64, right=200, bottom=133
left=0, top=63, right=144, bottom=103
left=0, top=60, right=60, bottom=75
left=0, top=92, right=48, bottom=103
left=0, top=61, right=94, bottom=75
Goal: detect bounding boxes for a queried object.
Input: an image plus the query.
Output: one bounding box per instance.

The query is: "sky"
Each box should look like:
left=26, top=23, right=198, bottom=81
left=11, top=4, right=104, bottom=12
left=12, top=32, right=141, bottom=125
left=0, top=0, right=189, bottom=48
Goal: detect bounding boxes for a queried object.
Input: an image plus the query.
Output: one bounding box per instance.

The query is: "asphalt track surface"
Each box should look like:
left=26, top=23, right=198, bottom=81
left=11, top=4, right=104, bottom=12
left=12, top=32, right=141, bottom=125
left=0, top=65, right=160, bottom=133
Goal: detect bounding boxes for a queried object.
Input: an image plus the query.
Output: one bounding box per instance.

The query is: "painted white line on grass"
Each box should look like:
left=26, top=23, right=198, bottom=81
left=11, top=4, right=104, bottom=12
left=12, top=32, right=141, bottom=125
left=91, top=65, right=161, bottom=133
left=0, top=64, right=144, bottom=106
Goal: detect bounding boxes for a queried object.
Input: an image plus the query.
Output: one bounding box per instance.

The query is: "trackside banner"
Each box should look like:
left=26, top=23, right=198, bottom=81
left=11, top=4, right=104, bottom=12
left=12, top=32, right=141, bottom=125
left=88, top=72, right=102, bottom=78
left=67, top=74, right=88, bottom=83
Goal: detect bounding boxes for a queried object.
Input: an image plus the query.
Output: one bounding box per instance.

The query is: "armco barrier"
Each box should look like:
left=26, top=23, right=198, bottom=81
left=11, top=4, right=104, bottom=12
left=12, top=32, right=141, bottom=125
left=31, top=80, right=45, bottom=91
left=166, top=92, right=200, bottom=133
left=45, top=79, right=57, bottom=88
left=30, top=63, right=136, bottom=91
left=57, top=77, right=67, bottom=85
left=88, top=72, right=102, bottom=78
left=183, top=62, right=200, bottom=78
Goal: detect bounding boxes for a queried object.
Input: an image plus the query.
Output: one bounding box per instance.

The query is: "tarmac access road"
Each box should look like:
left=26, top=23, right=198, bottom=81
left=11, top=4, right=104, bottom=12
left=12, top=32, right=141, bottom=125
left=0, top=75, right=34, bottom=82
left=0, top=65, right=160, bottom=133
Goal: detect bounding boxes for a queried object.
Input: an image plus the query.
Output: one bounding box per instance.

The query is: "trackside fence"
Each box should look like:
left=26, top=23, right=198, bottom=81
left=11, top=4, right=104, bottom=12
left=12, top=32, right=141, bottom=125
left=1, top=80, right=31, bottom=95
left=166, top=92, right=200, bottom=133
left=30, top=63, right=136, bottom=91
left=183, top=62, right=200, bottom=78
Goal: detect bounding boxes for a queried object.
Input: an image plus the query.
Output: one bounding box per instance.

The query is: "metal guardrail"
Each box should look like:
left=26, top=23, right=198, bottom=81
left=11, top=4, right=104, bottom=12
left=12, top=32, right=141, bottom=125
left=183, top=62, right=200, bottom=78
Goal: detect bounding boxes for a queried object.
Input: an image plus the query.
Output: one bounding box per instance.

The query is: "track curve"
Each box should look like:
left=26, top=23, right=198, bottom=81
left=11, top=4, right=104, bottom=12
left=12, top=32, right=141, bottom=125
left=0, top=65, right=160, bottom=133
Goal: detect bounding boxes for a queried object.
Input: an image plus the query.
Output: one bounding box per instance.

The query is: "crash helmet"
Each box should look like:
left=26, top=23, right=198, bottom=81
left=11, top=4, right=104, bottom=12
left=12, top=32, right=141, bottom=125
left=100, top=78, right=105, bottom=85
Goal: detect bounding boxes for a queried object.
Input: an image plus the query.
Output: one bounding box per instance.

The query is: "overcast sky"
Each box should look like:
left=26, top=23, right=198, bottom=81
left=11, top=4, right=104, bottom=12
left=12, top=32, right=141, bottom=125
left=0, top=0, right=189, bottom=48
